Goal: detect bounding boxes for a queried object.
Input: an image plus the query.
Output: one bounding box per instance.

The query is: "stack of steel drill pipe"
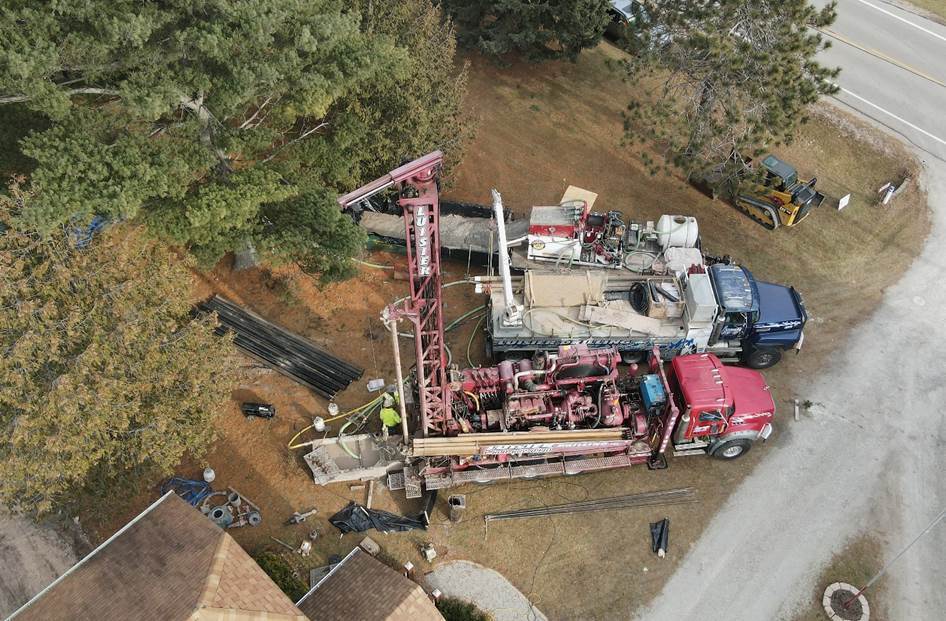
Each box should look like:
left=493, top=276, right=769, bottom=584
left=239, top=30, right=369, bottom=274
left=484, top=488, right=696, bottom=523
left=200, top=295, right=363, bottom=399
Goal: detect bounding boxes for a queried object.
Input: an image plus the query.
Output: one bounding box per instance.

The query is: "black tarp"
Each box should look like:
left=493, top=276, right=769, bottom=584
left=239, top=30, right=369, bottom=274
left=650, top=517, right=670, bottom=555
left=329, top=501, right=428, bottom=534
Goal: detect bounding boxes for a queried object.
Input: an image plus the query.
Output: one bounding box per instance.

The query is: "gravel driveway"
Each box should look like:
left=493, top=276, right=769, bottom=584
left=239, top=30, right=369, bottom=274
left=426, top=560, right=548, bottom=621
left=636, top=159, right=946, bottom=619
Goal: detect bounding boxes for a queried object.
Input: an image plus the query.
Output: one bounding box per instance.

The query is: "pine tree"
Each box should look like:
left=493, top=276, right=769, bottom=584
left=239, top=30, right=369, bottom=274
left=445, top=0, right=611, bottom=62
left=0, top=0, right=469, bottom=279
left=623, top=0, right=839, bottom=179
left=0, top=182, right=238, bottom=513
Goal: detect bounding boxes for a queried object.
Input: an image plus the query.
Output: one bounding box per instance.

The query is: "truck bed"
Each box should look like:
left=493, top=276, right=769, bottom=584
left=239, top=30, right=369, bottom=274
left=485, top=273, right=712, bottom=354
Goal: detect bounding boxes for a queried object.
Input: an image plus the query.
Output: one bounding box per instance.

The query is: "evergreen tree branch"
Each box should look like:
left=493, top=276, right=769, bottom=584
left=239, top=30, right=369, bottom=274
left=0, top=87, right=120, bottom=104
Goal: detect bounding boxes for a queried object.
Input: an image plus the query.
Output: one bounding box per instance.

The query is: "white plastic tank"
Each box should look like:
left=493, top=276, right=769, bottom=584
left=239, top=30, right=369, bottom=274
left=656, top=215, right=699, bottom=250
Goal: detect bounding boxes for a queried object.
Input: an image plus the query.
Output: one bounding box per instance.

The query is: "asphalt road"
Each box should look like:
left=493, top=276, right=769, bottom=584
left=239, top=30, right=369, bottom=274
left=639, top=1, right=946, bottom=619
left=818, top=0, right=946, bottom=162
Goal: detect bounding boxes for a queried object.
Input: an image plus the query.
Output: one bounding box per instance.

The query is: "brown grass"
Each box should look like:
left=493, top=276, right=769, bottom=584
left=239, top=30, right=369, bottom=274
left=78, top=43, right=929, bottom=620
left=791, top=534, right=888, bottom=621
left=898, top=0, right=946, bottom=23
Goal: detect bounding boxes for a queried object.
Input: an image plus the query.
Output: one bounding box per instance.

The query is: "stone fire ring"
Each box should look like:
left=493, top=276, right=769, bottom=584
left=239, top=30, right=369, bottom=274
left=823, top=582, right=870, bottom=621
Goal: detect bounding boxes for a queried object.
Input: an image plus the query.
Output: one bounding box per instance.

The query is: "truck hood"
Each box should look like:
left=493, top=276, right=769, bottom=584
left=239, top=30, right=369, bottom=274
left=721, top=366, right=775, bottom=418
left=755, top=281, right=805, bottom=330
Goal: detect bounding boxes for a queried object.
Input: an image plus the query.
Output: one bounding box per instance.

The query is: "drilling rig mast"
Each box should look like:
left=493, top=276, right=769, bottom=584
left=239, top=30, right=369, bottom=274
left=338, top=152, right=450, bottom=437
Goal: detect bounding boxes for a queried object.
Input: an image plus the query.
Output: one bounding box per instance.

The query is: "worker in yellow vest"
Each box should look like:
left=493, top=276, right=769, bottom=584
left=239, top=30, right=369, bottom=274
left=379, top=392, right=401, bottom=437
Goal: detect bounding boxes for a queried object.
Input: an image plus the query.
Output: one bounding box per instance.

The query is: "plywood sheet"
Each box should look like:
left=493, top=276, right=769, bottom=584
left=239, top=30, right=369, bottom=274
left=560, top=185, right=598, bottom=209
left=525, top=271, right=607, bottom=307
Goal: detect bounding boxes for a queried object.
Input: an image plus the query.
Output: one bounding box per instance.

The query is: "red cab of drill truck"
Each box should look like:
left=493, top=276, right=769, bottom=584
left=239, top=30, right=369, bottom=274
left=667, top=352, right=775, bottom=459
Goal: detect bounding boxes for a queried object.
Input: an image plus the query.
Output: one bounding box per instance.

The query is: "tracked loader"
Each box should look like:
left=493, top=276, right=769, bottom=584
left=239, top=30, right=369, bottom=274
left=733, top=154, right=825, bottom=229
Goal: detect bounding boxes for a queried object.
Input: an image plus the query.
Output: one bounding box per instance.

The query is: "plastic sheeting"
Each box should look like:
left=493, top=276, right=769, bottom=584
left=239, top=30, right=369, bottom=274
left=329, top=501, right=428, bottom=534
left=650, top=517, right=670, bottom=556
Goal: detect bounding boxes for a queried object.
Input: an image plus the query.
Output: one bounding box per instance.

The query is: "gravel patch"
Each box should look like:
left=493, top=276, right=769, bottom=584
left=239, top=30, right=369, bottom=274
left=425, top=560, right=547, bottom=621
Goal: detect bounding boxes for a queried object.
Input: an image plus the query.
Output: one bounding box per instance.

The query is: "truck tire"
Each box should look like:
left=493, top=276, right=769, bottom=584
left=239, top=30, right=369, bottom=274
left=711, top=439, right=752, bottom=460
left=744, top=346, right=781, bottom=369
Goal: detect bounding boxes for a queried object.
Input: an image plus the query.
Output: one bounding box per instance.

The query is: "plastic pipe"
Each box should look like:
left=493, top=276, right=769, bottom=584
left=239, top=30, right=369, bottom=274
left=386, top=315, right=410, bottom=441
left=491, top=189, right=522, bottom=326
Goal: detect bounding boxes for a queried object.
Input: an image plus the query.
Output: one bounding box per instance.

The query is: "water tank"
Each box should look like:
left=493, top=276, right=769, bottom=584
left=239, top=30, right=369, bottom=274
left=656, top=215, right=699, bottom=251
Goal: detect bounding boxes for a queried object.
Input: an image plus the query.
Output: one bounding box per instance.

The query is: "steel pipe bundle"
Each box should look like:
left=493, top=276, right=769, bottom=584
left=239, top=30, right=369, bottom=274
left=484, top=487, right=696, bottom=522
left=201, top=295, right=363, bottom=399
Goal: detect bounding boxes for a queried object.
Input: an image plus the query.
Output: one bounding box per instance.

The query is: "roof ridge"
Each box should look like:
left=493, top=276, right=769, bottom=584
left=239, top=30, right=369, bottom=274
left=196, top=526, right=232, bottom=609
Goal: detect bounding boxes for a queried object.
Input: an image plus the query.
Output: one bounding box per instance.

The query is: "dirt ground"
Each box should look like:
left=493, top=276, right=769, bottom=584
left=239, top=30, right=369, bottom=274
left=76, top=44, right=929, bottom=620
left=0, top=510, right=80, bottom=618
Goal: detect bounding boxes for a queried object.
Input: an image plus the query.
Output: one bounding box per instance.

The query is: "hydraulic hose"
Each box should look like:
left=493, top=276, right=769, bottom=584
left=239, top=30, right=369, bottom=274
left=287, top=394, right=386, bottom=449
left=398, top=307, right=484, bottom=338
left=467, top=314, right=486, bottom=367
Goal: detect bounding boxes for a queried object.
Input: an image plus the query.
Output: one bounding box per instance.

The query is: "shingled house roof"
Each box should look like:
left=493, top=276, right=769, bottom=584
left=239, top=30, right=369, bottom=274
left=296, top=548, right=444, bottom=621
left=10, top=492, right=307, bottom=621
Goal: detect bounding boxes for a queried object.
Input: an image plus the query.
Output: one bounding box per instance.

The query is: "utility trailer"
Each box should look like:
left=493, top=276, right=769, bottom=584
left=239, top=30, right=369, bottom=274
left=335, top=152, right=777, bottom=500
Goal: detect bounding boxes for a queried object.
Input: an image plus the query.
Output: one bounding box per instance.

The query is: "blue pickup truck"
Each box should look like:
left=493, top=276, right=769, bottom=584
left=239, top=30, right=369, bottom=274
left=485, top=263, right=807, bottom=369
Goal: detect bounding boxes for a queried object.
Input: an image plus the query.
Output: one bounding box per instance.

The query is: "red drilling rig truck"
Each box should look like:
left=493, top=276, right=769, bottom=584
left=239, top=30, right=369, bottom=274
left=338, top=152, right=776, bottom=498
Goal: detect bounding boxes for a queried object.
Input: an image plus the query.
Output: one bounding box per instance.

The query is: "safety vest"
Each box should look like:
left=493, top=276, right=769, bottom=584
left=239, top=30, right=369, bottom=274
left=380, top=407, right=401, bottom=427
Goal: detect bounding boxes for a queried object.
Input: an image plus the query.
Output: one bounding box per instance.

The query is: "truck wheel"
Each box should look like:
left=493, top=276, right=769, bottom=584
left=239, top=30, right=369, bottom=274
left=711, top=439, right=752, bottom=460
left=744, top=346, right=781, bottom=369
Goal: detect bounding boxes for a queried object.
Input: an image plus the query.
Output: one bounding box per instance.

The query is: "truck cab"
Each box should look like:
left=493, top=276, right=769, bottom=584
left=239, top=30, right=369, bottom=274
left=668, top=352, right=775, bottom=459
left=707, top=264, right=807, bottom=369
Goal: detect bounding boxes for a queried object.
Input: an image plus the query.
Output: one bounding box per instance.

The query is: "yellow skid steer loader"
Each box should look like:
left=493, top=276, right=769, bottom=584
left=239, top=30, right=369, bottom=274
left=734, top=154, right=825, bottom=229
left=694, top=154, right=825, bottom=230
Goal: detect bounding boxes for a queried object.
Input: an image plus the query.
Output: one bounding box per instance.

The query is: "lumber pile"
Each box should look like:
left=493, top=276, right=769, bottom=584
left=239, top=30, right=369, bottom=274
left=412, top=429, right=627, bottom=457
left=484, top=488, right=696, bottom=522
left=201, top=295, right=363, bottom=399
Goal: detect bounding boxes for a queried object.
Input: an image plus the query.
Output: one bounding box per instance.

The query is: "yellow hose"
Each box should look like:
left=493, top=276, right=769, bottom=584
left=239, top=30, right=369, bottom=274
left=287, top=427, right=315, bottom=450
left=287, top=395, right=385, bottom=449
left=463, top=391, right=480, bottom=413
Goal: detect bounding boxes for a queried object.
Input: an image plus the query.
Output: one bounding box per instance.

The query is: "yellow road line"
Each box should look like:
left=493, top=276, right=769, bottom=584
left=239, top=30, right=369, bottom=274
left=818, top=27, right=946, bottom=89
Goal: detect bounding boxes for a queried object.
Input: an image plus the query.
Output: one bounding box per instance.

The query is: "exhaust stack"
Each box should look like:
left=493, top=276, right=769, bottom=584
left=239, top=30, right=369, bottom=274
left=492, top=189, right=522, bottom=326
